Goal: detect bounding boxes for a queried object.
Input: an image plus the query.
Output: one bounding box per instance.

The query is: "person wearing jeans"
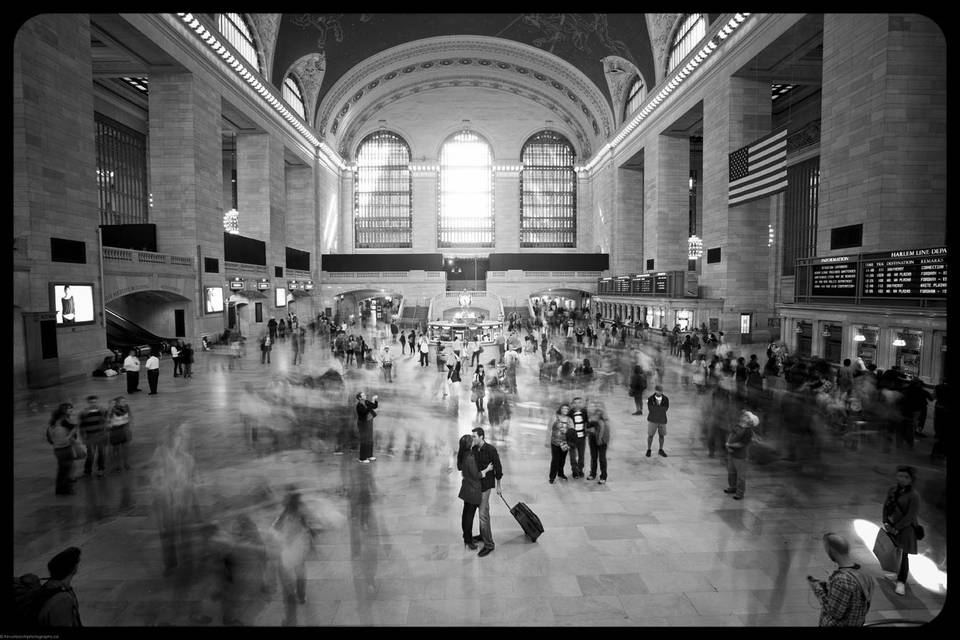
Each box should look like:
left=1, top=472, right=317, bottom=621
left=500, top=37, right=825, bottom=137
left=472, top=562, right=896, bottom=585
left=568, top=397, right=588, bottom=478
left=586, top=399, right=611, bottom=484
left=471, top=427, right=502, bottom=557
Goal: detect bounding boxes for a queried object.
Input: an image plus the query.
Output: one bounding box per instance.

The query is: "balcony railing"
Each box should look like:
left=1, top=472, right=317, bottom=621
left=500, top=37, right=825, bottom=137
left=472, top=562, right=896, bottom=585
left=103, top=246, right=194, bottom=269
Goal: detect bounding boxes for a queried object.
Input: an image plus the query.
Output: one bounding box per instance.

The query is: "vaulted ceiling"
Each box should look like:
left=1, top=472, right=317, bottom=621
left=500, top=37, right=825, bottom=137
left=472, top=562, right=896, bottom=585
left=271, top=13, right=660, bottom=116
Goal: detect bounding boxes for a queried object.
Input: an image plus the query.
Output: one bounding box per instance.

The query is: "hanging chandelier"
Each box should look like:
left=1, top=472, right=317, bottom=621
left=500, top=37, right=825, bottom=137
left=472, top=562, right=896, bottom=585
left=223, top=209, right=240, bottom=234
left=688, top=235, right=703, bottom=259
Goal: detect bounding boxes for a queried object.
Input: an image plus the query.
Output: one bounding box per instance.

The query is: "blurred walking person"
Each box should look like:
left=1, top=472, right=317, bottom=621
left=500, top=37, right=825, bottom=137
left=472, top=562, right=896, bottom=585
left=272, top=487, right=319, bottom=623
left=217, top=514, right=271, bottom=626
left=46, top=403, right=80, bottom=495
left=78, top=395, right=108, bottom=477
left=724, top=410, right=758, bottom=500
left=106, top=396, right=132, bottom=472
left=586, top=398, right=611, bottom=484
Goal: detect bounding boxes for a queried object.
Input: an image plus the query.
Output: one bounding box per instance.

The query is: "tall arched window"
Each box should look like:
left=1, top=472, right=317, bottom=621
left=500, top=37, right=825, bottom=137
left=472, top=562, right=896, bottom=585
left=354, top=131, right=412, bottom=248
left=218, top=13, right=260, bottom=72
left=438, top=131, right=494, bottom=247
left=282, top=74, right=306, bottom=119
left=623, top=76, right=647, bottom=120
left=520, top=131, right=577, bottom=248
left=667, top=14, right=706, bottom=73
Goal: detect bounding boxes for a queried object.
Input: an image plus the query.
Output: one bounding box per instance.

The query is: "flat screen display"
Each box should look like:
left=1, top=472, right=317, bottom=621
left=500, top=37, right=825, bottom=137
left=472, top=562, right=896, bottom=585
left=204, top=286, right=224, bottom=313
left=51, top=283, right=95, bottom=326
left=275, top=287, right=287, bottom=308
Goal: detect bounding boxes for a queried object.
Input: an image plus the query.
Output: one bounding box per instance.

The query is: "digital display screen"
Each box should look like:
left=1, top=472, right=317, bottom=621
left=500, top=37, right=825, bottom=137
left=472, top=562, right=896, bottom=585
left=229, top=280, right=244, bottom=291
left=275, top=287, right=287, bottom=307
left=204, top=286, right=224, bottom=313
left=654, top=273, right=669, bottom=295
left=51, top=283, right=95, bottom=325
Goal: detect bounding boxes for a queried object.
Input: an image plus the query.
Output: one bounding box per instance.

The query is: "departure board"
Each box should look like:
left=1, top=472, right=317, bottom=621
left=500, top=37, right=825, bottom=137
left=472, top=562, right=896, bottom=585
left=810, top=256, right=858, bottom=296
left=615, top=277, right=631, bottom=293
left=861, top=247, right=947, bottom=298
left=638, top=276, right=653, bottom=295
left=654, top=273, right=669, bottom=295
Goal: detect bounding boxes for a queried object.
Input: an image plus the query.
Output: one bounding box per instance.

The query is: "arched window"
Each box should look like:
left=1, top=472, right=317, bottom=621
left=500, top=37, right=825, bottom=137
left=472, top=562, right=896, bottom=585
left=354, top=131, right=412, bottom=248
left=438, top=131, right=494, bottom=247
left=520, top=131, right=577, bottom=248
left=282, top=74, right=306, bottom=119
left=623, top=76, right=647, bottom=120
left=667, top=14, right=706, bottom=73
left=218, top=13, right=260, bottom=72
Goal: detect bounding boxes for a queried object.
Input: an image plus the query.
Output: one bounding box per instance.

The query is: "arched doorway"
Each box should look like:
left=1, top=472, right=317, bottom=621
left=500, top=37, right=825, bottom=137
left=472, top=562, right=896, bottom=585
left=105, top=289, right=191, bottom=353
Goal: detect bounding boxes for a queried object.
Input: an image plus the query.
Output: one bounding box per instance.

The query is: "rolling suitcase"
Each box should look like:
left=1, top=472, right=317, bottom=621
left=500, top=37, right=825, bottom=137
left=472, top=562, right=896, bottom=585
left=500, top=494, right=544, bottom=542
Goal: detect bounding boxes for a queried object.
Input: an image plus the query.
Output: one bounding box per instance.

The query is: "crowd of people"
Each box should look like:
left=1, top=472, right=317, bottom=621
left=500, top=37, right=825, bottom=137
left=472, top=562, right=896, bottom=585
left=30, top=302, right=941, bottom=628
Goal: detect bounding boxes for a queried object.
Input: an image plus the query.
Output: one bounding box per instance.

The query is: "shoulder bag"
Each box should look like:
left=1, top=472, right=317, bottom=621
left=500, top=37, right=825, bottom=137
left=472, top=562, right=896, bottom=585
left=69, top=437, right=87, bottom=460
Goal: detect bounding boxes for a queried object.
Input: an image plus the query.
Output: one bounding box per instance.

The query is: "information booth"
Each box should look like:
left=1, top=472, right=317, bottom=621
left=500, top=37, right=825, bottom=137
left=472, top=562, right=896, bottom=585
left=427, top=319, right=503, bottom=348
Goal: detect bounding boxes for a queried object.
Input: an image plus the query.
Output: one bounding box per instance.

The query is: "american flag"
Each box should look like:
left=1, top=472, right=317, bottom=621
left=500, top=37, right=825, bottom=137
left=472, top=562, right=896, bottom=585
left=728, top=128, right=788, bottom=207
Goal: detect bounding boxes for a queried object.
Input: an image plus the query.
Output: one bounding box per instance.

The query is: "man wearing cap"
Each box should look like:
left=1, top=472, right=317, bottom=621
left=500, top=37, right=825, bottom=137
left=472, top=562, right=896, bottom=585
left=724, top=410, right=758, bottom=499
left=645, top=384, right=670, bottom=458
left=37, top=546, right=83, bottom=626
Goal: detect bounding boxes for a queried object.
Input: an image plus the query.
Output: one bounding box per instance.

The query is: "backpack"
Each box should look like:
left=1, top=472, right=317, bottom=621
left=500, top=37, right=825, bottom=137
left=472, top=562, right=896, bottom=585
left=12, top=574, right=66, bottom=628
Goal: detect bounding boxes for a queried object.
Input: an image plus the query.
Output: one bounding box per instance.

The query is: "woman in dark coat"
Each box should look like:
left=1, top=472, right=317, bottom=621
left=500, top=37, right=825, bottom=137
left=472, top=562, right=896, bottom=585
left=882, top=465, right=921, bottom=595
left=456, top=434, right=491, bottom=549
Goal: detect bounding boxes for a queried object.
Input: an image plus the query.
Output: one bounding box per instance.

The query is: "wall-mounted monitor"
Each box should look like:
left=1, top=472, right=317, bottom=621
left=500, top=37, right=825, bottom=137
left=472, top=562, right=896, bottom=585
left=228, top=277, right=244, bottom=291
left=204, top=286, right=224, bottom=313
left=275, top=287, right=287, bottom=308
left=257, top=278, right=271, bottom=291
left=50, top=283, right=95, bottom=326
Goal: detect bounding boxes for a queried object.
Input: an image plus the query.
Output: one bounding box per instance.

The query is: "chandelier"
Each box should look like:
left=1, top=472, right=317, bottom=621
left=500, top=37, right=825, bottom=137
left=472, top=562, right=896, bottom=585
left=688, top=234, right=703, bottom=259
left=223, top=209, right=240, bottom=234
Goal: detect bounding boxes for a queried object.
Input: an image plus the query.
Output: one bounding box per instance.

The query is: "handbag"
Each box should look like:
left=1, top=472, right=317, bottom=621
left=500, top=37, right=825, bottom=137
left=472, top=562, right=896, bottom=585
left=69, top=439, right=87, bottom=460
left=872, top=529, right=902, bottom=573
left=915, top=524, right=925, bottom=541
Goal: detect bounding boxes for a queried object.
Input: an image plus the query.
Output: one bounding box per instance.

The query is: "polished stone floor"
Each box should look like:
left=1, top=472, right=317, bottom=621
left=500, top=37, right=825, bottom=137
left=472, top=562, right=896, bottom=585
left=12, top=333, right=947, bottom=627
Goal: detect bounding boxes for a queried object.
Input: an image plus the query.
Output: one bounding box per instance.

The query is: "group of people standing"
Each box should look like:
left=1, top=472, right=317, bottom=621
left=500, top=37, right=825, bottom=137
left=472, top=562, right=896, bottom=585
left=46, top=394, right=133, bottom=495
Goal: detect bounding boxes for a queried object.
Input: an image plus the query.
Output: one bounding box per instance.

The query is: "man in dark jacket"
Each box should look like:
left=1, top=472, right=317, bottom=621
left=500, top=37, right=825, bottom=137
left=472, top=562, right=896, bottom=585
left=646, top=385, right=670, bottom=457
left=471, top=427, right=502, bottom=557
left=37, top=546, right=83, bottom=627
left=355, top=391, right=379, bottom=463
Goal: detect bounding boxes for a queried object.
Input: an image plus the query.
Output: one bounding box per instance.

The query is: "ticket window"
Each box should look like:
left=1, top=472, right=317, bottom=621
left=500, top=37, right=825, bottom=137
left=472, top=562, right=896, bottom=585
left=796, top=321, right=813, bottom=357
left=822, top=323, right=843, bottom=364
left=676, top=309, right=692, bottom=331
left=894, top=329, right=923, bottom=378
left=854, top=326, right=879, bottom=367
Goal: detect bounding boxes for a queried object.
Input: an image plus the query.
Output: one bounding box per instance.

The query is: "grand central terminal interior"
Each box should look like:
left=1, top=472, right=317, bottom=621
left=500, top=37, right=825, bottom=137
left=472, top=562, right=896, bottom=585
left=11, top=13, right=947, bottom=627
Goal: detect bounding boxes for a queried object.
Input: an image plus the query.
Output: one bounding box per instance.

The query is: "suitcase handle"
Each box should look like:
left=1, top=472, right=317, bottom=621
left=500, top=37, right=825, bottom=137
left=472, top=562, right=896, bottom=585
left=499, top=493, right=512, bottom=510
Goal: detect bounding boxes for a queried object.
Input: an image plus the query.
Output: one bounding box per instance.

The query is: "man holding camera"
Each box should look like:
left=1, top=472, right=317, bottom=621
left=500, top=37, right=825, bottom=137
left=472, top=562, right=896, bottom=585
left=355, top=391, right=379, bottom=463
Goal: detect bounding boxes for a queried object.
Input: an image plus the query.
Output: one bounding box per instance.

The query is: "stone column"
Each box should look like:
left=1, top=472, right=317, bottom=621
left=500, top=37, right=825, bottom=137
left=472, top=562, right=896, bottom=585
left=411, top=169, right=438, bottom=253
left=644, top=134, right=690, bottom=273
left=495, top=168, right=520, bottom=252
left=611, top=166, right=644, bottom=274
left=702, top=76, right=773, bottom=344
left=819, top=14, right=946, bottom=252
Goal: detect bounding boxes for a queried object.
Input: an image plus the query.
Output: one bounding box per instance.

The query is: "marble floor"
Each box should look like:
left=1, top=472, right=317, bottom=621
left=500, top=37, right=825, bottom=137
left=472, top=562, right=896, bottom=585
left=11, top=334, right=947, bottom=627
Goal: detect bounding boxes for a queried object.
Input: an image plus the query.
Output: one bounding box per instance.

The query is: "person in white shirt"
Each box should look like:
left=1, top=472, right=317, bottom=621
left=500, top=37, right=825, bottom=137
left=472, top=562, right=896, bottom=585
left=145, top=349, right=161, bottom=395
left=170, top=342, right=182, bottom=377
left=123, top=350, right=141, bottom=393
left=418, top=335, right=431, bottom=367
